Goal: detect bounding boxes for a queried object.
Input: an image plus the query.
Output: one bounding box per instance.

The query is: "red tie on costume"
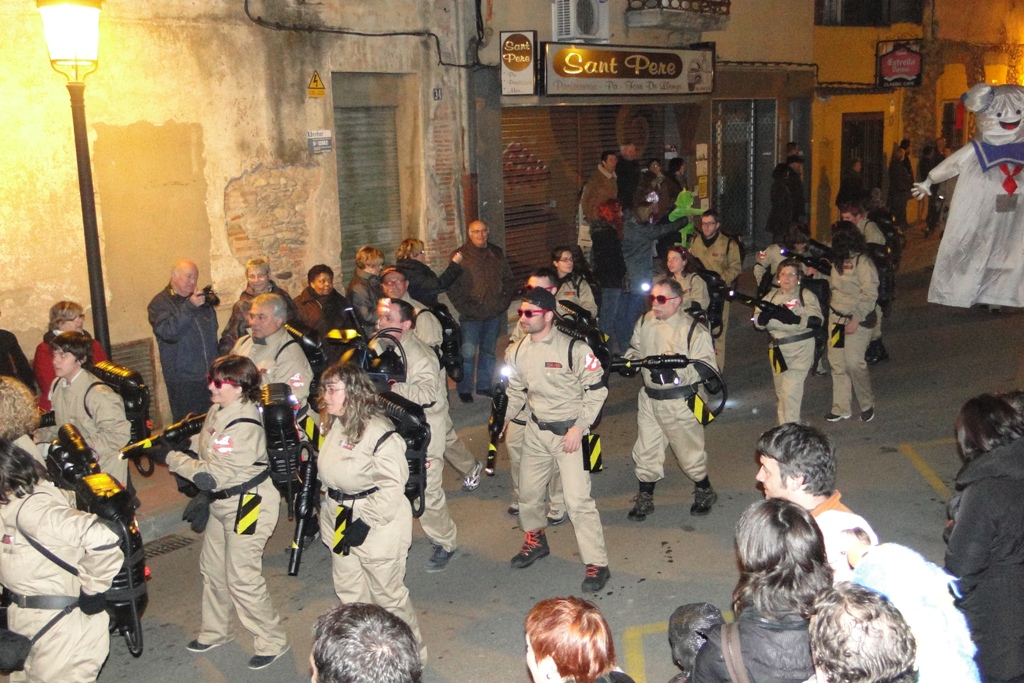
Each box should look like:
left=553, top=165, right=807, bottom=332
left=999, top=163, right=1023, bottom=194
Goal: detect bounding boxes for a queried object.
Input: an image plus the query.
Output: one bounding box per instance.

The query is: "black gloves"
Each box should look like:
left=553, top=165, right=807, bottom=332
left=774, top=308, right=801, bottom=325
left=344, top=518, right=371, bottom=548
left=78, top=590, right=107, bottom=615
left=182, top=492, right=212, bottom=534
left=756, top=309, right=774, bottom=327
left=143, top=441, right=170, bottom=465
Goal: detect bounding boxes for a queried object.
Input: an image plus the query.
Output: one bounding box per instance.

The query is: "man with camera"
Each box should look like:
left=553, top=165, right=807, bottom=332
left=148, top=260, right=220, bottom=421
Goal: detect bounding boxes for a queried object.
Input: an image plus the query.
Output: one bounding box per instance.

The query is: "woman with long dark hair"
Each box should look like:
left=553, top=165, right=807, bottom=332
left=316, top=362, right=424, bottom=657
left=664, top=245, right=709, bottom=313
left=946, top=393, right=1024, bottom=683
left=825, top=221, right=878, bottom=423
left=551, top=246, right=598, bottom=319
left=0, top=438, right=122, bottom=681
left=691, top=498, right=833, bottom=682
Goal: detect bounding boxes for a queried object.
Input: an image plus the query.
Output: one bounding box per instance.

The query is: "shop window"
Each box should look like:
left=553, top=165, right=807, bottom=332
left=815, top=0, right=922, bottom=26
left=941, top=100, right=965, bottom=151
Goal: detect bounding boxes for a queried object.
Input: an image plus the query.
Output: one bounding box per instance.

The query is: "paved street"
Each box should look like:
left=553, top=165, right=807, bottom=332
left=9, top=229, right=1022, bottom=683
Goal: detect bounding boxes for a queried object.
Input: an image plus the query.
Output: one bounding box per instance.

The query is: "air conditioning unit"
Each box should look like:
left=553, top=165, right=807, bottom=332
left=553, top=0, right=610, bottom=43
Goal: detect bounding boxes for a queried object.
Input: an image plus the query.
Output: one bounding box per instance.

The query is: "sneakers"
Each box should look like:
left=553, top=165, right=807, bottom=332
left=425, top=544, right=458, bottom=572
left=462, top=461, right=484, bottom=492
left=186, top=640, right=225, bottom=653
left=690, top=487, right=717, bottom=516
left=824, top=412, right=851, bottom=422
left=546, top=509, right=568, bottom=525
left=248, top=648, right=289, bottom=670
left=861, top=408, right=875, bottom=423
left=510, top=530, right=550, bottom=568
left=627, top=492, right=655, bottom=522
left=458, top=392, right=473, bottom=404
left=581, top=564, right=610, bottom=592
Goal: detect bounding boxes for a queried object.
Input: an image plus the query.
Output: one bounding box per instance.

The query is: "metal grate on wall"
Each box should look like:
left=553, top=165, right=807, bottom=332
left=334, top=106, right=403, bottom=273
left=110, top=338, right=161, bottom=428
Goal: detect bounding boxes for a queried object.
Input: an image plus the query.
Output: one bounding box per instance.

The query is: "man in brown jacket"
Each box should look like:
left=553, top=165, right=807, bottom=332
left=447, top=220, right=514, bottom=403
left=580, top=151, right=619, bottom=223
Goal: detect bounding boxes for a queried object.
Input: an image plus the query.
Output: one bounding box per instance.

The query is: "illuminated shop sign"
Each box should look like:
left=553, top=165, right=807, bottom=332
left=877, top=40, right=922, bottom=87
left=544, top=42, right=714, bottom=96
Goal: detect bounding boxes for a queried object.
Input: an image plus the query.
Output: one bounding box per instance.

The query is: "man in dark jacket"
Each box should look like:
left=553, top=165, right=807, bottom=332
left=446, top=220, right=514, bottom=403
left=148, top=259, right=219, bottom=420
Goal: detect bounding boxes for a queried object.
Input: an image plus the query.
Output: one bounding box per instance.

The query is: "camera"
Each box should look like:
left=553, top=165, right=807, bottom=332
left=201, top=284, right=220, bottom=307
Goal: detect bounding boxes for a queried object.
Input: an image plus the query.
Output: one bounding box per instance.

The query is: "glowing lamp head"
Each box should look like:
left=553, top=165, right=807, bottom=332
left=500, top=365, right=513, bottom=378
left=640, top=281, right=652, bottom=293
left=37, top=0, right=102, bottom=82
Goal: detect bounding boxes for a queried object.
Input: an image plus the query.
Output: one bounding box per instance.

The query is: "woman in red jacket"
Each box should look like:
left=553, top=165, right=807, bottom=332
left=32, top=301, right=107, bottom=410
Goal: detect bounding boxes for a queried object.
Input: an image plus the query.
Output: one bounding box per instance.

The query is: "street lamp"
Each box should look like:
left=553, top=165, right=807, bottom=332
left=37, top=0, right=111, bottom=357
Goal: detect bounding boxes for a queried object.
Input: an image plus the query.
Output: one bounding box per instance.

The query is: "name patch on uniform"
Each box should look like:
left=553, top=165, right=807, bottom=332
left=544, top=362, right=563, bottom=368
left=341, top=441, right=355, bottom=450
left=785, top=298, right=800, bottom=309
left=843, top=263, right=853, bottom=271
left=1, top=534, right=13, bottom=544
left=213, top=434, right=234, bottom=454
left=288, top=372, right=305, bottom=388
left=756, top=250, right=767, bottom=261
left=585, top=353, right=601, bottom=371
left=563, top=290, right=577, bottom=296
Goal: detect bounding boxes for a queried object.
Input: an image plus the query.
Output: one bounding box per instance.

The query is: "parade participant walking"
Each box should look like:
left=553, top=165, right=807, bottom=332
left=503, top=287, right=610, bottom=592
left=753, top=260, right=822, bottom=424
left=838, top=202, right=889, bottom=364
left=148, top=259, right=219, bottom=420
left=379, top=270, right=484, bottom=492
left=376, top=298, right=462, bottom=571
left=0, top=438, right=123, bottom=683
left=315, top=362, right=424, bottom=657
left=38, top=331, right=131, bottom=486
left=552, top=246, right=598, bottom=319
left=160, top=355, right=289, bottom=670
left=824, top=222, right=878, bottom=423
left=688, top=210, right=742, bottom=370
left=665, top=246, right=710, bottom=313
left=624, top=279, right=719, bottom=521
left=446, top=220, right=514, bottom=404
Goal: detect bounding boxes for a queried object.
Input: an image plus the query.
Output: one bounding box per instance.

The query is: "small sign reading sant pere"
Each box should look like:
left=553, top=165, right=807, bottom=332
left=543, top=42, right=713, bottom=96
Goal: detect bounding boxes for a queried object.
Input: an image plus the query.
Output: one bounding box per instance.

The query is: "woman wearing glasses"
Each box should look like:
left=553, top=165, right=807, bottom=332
left=316, top=362, right=424, bottom=658
left=33, top=300, right=108, bottom=410
left=395, top=238, right=463, bottom=308
left=753, top=259, right=822, bottom=424
left=552, top=246, right=598, bottom=320
left=161, top=355, right=289, bottom=671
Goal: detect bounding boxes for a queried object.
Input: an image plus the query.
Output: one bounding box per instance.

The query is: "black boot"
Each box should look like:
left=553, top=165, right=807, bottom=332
left=628, top=481, right=656, bottom=522
left=865, top=339, right=881, bottom=365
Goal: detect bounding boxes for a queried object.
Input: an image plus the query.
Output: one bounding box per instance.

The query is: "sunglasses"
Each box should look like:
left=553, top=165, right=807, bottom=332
left=207, top=374, right=239, bottom=389
left=647, top=294, right=681, bottom=305
left=516, top=308, right=549, bottom=318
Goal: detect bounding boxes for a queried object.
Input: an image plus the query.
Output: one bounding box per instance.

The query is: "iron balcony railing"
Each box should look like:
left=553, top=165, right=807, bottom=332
left=626, top=0, right=730, bottom=15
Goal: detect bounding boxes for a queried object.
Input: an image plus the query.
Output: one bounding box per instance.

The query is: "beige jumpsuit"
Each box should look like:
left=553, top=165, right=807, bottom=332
left=316, top=415, right=422, bottom=648
left=857, top=216, right=887, bottom=343
left=0, top=482, right=122, bottom=683
left=232, top=327, right=313, bottom=410
left=626, top=309, right=717, bottom=484
left=556, top=276, right=598, bottom=319
left=386, top=333, right=459, bottom=553
left=754, top=288, right=822, bottom=424
left=673, top=271, right=710, bottom=312
left=752, top=243, right=787, bottom=288
left=687, top=232, right=742, bottom=370
left=504, top=328, right=608, bottom=566
left=43, top=369, right=132, bottom=486
left=828, top=255, right=879, bottom=416
left=402, top=293, right=478, bottom=478
left=167, top=400, right=288, bottom=657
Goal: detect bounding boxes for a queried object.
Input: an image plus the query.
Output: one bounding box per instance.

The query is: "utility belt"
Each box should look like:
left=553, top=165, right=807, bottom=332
left=774, top=330, right=817, bottom=346
left=644, top=384, right=697, bottom=401
left=511, top=417, right=527, bottom=426
left=327, top=486, right=379, bottom=503
left=209, top=470, right=270, bottom=501
left=530, top=414, right=576, bottom=436
left=7, top=593, right=78, bottom=610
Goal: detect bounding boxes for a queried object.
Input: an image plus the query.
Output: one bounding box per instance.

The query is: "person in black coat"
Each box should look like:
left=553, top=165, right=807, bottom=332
left=0, top=309, right=36, bottom=393
left=394, top=238, right=462, bottom=307
left=946, top=394, right=1024, bottom=683
left=691, top=498, right=832, bottom=683
left=835, top=158, right=866, bottom=208
left=589, top=199, right=629, bottom=351
left=293, top=265, right=350, bottom=364
left=786, top=155, right=806, bottom=222
left=767, top=163, right=794, bottom=243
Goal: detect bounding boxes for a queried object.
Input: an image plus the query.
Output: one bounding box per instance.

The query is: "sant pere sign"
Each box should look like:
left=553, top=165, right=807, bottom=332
left=544, top=43, right=714, bottom=96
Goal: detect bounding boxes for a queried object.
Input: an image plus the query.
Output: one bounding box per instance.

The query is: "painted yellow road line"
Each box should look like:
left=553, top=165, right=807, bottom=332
left=899, top=442, right=951, bottom=500
left=622, top=611, right=734, bottom=682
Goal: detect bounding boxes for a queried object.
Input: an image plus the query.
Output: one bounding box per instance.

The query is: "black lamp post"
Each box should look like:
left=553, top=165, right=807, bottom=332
left=37, top=0, right=110, bottom=357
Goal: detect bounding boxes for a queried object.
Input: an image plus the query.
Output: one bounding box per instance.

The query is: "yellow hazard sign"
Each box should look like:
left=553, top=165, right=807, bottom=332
left=308, top=71, right=326, bottom=98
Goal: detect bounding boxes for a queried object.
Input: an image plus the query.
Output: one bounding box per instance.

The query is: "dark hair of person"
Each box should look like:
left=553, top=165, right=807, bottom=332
left=777, top=258, right=802, bottom=281
left=836, top=202, right=866, bottom=218
left=528, top=266, right=560, bottom=290
left=600, top=150, right=617, bottom=163
left=647, top=158, right=662, bottom=171
left=733, top=498, right=833, bottom=619
left=830, top=221, right=866, bottom=261
left=48, top=330, right=94, bottom=366
left=311, top=602, right=421, bottom=683
left=755, top=423, right=837, bottom=497
left=783, top=222, right=811, bottom=249
left=319, top=363, right=382, bottom=443
left=381, top=298, right=416, bottom=327
left=772, top=162, right=791, bottom=180
left=653, top=277, right=684, bottom=299
left=551, top=246, right=574, bottom=263
left=308, top=264, right=335, bottom=284
left=954, top=393, right=1024, bottom=463
left=810, top=583, right=917, bottom=683
left=702, top=209, right=720, bottom=222
left=525, top=597, right=617, bottom=683
left=0, top=438, right=45, bottom=505
left=1000, top=389, right=1024, bottom=417
left=665, top=245, right=701, bottom=276
left=209, top=355, right=262, bottom=403
left=667, top=157, right=685, bottom=176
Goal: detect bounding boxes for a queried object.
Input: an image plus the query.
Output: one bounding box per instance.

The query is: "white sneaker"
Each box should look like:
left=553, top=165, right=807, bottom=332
left=462, top=461, right=484, bottom=492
